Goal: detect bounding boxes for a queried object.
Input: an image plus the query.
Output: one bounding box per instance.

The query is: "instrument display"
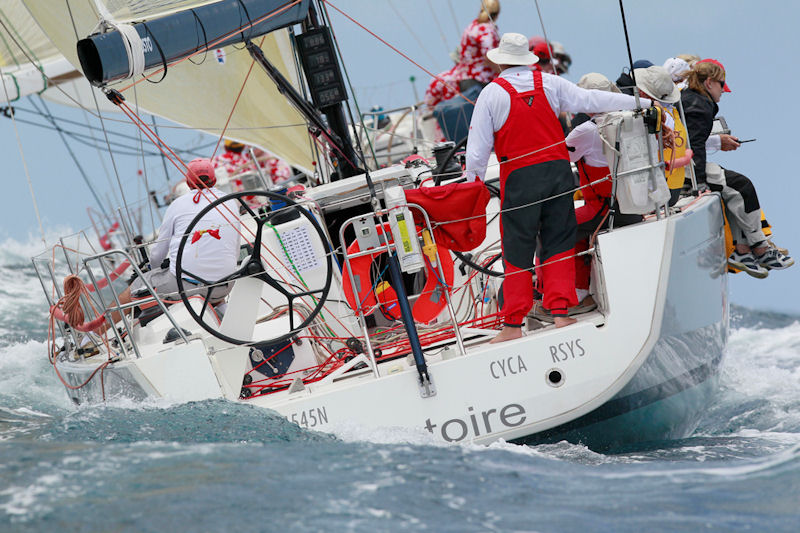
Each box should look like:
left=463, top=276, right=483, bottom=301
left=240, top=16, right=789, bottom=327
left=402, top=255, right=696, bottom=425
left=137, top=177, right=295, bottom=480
left=296, top=28, right=347, bottom=108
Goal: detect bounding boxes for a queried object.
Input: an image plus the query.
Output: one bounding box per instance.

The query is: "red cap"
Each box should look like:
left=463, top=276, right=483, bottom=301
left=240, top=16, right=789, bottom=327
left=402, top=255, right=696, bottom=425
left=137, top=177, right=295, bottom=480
left=186, top=158, right=216, bottom=189
left=531, top=41, right=551, bottom=60
left=698, top=58, right=731, bottom=92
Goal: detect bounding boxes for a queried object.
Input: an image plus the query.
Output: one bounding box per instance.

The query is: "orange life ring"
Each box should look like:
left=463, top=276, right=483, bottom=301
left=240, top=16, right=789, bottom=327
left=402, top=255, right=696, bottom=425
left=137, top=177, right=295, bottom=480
left=342, top=223, right=454, bottom=324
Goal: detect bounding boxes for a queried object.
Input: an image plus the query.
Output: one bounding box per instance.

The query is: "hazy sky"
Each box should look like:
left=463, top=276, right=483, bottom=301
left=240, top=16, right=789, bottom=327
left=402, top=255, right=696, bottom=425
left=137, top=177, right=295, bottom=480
left=2, top=0, right=798, bottom=313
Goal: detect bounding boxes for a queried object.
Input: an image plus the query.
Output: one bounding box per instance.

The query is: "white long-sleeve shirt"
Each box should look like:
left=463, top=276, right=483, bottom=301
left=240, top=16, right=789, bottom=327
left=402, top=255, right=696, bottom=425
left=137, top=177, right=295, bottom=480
left=464, top=66, right=652, bottom=181
left=150, top=187, right=241, bottom=282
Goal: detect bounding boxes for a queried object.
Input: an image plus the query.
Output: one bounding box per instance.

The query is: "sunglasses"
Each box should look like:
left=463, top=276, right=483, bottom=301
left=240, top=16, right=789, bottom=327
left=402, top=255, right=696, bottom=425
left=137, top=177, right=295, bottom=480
left=716, top=79, right=725, bottom=89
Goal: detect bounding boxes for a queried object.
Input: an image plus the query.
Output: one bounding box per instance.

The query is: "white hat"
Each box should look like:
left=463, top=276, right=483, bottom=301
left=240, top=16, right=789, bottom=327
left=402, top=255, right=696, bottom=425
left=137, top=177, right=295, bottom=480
left=662, top=57, right=690, bottom=82
left=577, top=73, right=621, bottom=93
left=487, top=33, right=538, bottom=66
left=634, top=66, right=680, bottom=103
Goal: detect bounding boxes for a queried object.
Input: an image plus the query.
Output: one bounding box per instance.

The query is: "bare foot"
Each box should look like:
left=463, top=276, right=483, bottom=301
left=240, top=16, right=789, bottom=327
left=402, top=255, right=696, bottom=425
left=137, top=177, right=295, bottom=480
left=554, top=316, right=577, bottom=328
left=489, top=327, right=523, bottom=344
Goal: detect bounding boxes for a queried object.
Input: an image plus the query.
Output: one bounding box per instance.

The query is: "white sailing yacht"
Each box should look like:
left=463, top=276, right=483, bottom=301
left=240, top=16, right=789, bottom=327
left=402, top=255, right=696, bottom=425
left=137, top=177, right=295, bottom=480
left=17, top=0, right=727, bottom=450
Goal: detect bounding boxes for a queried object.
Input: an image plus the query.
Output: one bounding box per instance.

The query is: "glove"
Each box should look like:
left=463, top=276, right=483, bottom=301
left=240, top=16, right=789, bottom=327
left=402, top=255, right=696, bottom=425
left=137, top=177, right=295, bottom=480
left=695, top=182, right=710, bottom=194
left=462, top=173, right=482, bottom=183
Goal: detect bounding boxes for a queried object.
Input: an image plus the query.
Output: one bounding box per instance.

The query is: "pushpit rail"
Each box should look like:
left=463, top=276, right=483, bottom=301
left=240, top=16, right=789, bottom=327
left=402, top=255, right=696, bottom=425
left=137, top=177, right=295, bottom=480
left=338, top=201, right=466, bottom=381
left=34, top=246, right=190, bottom=362
left=84, top=249, right=190, bottom=359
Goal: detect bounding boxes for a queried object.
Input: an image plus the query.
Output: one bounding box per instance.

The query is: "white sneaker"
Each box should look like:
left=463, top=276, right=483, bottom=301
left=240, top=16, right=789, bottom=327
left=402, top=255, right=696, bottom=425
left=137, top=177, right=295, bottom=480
left=757, top=248, right=794, bottom=271
left=728, top=251, right=769, bottom=279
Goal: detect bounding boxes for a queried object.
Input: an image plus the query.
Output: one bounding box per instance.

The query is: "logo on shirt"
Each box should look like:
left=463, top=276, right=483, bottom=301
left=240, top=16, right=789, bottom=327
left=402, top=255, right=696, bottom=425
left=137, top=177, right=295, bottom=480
left=191, top=227, right=221, bottom=244
left=526, top=96, right=535, bottom=107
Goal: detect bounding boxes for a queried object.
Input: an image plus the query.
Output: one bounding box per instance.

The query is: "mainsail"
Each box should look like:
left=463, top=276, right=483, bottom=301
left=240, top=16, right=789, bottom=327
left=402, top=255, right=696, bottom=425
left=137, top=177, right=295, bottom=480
left=21, top=0, right=317, bottom=172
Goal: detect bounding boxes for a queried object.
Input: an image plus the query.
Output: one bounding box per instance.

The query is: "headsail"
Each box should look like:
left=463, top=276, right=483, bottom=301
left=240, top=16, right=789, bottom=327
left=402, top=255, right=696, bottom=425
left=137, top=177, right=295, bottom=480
left=21, top=0, right=317, bottom=172
left=0, top=2, right=78, bottom=102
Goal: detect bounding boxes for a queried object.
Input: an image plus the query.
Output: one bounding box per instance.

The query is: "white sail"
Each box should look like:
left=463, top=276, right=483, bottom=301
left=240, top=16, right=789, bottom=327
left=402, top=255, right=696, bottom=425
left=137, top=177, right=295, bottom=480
left=96, top=1, right=225, bottom=23
left=0, top=2, right=122, bottom=112
left=0, top=2, right=76, bottom=102
left=20, top=0, right=316, bottom=172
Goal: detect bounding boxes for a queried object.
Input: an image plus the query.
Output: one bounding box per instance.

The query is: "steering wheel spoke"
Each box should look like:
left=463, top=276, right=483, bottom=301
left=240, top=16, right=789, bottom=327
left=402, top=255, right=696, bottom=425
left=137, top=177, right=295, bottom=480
left=175, top=190, right=333, bottom=346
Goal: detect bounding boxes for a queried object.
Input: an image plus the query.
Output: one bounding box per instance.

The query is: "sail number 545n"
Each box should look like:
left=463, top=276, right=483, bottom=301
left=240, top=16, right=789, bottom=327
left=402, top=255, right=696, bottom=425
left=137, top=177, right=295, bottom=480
left=289, top=406, right=329, bottom=429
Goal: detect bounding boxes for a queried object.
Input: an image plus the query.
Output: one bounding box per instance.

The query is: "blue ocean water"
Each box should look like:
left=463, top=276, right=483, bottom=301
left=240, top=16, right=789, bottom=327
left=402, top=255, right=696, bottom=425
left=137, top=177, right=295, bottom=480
left=1, top=238, right=798, bottom=532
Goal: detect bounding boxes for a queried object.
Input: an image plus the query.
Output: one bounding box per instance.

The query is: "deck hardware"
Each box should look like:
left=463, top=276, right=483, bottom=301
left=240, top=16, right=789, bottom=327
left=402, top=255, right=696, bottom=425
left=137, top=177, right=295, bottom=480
left=546, top=368, right=565, bottom=387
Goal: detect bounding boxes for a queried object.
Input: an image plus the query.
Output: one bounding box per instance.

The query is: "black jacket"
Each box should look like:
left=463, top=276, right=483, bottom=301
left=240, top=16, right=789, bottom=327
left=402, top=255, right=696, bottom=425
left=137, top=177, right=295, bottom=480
left=680, top=88, right=718, bottom=184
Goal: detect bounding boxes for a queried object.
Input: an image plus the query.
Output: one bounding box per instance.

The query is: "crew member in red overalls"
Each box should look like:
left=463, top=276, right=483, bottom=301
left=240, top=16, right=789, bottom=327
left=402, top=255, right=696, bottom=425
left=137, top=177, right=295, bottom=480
left=465, top=33, right=649, bottom=343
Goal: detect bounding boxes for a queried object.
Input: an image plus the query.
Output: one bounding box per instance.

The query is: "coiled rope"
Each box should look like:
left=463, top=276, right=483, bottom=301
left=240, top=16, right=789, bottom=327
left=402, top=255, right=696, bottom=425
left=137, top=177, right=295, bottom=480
left=50, top=274, right=107, bottom=333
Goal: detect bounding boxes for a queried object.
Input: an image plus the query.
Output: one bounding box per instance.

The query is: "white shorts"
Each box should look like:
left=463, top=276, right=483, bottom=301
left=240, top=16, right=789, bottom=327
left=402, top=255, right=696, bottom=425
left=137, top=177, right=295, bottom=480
left=130, top=267, right=180, bottom=298
left=131, top=267, right=232, bottom=302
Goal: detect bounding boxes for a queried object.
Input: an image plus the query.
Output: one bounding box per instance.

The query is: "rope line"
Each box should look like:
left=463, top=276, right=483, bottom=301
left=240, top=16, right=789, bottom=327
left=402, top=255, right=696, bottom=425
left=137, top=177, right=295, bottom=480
left=321, top=0, right=474, bottom=106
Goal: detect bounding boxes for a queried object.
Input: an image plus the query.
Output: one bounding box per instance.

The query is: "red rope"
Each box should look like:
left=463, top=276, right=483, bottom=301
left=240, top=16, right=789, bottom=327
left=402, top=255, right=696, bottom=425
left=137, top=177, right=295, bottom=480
left=211, top=35, right=266, bottom=158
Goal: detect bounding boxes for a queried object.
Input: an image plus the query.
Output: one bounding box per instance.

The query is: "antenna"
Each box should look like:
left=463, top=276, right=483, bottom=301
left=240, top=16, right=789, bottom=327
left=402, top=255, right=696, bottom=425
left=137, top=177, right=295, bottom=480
left=618, top=0, right=641, bottom=108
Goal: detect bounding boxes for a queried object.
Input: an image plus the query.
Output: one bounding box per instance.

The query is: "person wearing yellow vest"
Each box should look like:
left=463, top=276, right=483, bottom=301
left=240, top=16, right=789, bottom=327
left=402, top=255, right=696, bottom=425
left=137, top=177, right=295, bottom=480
left=633, top=66, right=691, bottom=206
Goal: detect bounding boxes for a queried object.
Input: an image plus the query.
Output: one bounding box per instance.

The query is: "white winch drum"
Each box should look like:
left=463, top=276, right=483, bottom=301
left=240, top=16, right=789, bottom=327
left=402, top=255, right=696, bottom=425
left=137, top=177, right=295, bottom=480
left=597, top=110, right=671, bottom=215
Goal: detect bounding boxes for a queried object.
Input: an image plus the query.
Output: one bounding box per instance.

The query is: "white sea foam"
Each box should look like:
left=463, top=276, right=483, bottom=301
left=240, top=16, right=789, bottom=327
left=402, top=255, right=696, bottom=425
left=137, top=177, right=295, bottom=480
left=0, top=340, right=68, bottom=410
left=0, top=472, right=71, bottom=521
left=717, top=321, right=800, bottom=434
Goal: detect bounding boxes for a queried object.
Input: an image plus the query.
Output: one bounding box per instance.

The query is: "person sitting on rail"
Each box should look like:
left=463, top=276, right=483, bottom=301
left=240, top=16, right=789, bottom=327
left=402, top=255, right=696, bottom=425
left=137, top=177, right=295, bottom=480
left=424, top=0, right=500, bottom=110
left=464, top=33, right=651, bottom=343
left=664, top=56, right=784, bottom=259
left=681, top=59, right=793, bottom=277
left=106, top=158, right=241, bottom=328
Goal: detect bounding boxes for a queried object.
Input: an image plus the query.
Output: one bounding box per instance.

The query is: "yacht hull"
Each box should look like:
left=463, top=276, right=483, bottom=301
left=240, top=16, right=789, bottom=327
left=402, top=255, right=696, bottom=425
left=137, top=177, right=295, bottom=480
left=54, top=194, right=728, bottom=450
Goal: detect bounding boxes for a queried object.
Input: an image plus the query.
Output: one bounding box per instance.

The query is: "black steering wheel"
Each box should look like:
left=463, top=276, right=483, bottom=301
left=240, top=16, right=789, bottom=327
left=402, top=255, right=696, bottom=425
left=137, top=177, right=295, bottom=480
left=175, top=190, right=333, bottom=346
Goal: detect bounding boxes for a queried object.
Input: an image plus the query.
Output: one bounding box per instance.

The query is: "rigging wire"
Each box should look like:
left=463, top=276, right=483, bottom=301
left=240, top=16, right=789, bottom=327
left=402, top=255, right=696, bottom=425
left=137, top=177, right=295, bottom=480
left=67, top=1, right=137, bottom=247
left=133, top=83, right=159, bottom=235
left=0, top=106, right=209, bottom=157
left=210, top=35, right=264, bottom=158
left=318, top=1, right=377, bottom=169
left=151, top=115, right=172, bottom=184
left=387, top=0, right=443, bottom=72
left=446, top=0, right=461, bottom=41
left=75, top=84, right=123, bottom=209
left=532, top=0, right=556, bottom=65
left=617, top=0, right=637, bottom=88
left=30, top=96, right=110, bottom=218
left=322, top=0, right=474, bottom=106
left=427, top=0, right=453, bottom=57
left=0, top=70, right=46, bottom=246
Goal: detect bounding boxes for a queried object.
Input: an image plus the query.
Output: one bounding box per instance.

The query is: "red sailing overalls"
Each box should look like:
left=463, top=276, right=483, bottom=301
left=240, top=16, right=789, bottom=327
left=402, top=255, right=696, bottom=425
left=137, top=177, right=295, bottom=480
left=493, top=71, right=577, bottom=325
left=573, top=160, right=611, bottom=291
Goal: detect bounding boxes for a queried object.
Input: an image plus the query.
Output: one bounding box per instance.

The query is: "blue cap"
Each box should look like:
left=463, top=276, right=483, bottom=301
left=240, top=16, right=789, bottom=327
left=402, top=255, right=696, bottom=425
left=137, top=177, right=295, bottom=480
left=632, top=59, right=654, bottom=69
